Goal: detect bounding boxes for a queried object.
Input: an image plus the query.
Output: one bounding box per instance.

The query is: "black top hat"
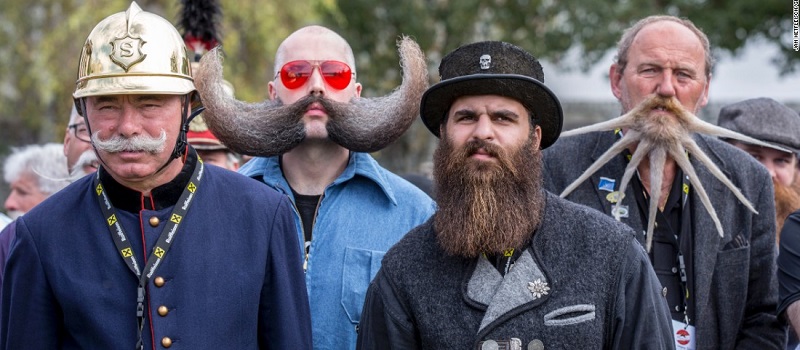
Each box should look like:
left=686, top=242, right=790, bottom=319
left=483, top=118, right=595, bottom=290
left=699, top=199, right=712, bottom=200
left=420, top=41, right=563, bottom=149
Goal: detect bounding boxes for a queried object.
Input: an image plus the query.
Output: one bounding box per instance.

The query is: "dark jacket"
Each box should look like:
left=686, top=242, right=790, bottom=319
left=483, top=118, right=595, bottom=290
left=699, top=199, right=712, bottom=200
left=543, top=131, right=785, bottom=350
left=0, top=155, right=312, bottom=349
left=357, top=192, right=673, bottom=349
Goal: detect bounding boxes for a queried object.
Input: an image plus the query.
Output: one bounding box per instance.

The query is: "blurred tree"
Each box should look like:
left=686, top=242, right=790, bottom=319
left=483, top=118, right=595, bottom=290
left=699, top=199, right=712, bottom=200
left=317, top=0, right=796, bottom=173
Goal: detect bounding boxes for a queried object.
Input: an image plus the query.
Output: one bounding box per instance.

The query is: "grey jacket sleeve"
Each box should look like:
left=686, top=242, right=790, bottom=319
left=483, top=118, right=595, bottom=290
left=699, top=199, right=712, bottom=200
left=356, top=268, right=419, bottom=350
left=611, top=238, right=675, bottom=350
left=736, top=177, right=785, bottom=349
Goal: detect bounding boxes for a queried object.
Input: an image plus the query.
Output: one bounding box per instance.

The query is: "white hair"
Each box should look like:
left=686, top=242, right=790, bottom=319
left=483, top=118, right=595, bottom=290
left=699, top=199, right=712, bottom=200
left=3, top=143, right=71, bottom=195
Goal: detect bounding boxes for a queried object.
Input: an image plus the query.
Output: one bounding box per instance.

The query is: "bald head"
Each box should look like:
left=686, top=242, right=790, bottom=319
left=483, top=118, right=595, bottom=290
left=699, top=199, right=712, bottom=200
left=273, top=25, right=357, bottom=74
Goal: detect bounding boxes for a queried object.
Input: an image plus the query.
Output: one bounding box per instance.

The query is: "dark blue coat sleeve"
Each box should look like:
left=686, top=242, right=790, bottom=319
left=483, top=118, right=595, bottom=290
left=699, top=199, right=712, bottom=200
left=0, top=218, right=62, bottom=348
left=0, top=222, right=18, bottom=288
left=260, top=197, right=312, bottom=349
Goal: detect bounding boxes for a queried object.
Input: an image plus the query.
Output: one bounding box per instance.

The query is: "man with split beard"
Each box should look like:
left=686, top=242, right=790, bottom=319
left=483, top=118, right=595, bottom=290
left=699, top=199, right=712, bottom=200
left=0, top=3, right=311, bottom=348
left=356, top=41, right=672, bottom=349
left=542, top=15, right=785, bottom=349
left=192, top=25, right=434, bottom=350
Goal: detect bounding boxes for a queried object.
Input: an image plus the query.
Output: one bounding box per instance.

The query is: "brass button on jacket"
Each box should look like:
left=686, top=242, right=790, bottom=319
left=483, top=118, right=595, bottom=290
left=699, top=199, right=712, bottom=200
left=153, top=276, right=165, bottom=287
left=161, top=337, right=172, bottom=348
left=158, top=306, right=169, bottom=316
left=149, top=216, right=160, bottom=227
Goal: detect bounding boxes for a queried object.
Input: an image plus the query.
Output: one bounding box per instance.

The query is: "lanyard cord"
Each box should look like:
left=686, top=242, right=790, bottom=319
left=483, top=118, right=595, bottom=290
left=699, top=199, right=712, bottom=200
left=616, top=129, right=692, bottom=325
left=94, top=158, right=204, bottom=349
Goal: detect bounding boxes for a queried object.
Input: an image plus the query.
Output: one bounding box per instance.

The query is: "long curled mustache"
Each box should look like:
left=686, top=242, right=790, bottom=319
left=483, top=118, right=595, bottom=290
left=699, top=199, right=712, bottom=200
left=194, top=36, right=429, bottom=157
left=92, top=130, right=167, bottom=154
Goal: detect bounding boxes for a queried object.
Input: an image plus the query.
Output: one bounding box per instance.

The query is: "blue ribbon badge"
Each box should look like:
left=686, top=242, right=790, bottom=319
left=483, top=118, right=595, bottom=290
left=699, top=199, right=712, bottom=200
left=598, top=177, right=616, bottom=192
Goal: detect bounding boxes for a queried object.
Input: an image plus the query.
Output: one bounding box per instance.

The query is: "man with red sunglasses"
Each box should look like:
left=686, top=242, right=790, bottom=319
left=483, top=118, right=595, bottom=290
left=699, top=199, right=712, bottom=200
left=194, top=25, right=434, bottom=350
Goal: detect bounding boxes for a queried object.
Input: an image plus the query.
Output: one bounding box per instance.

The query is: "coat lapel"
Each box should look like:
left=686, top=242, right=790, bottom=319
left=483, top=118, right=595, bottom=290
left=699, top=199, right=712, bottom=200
left=587, top=132, right=645, bottom=235
left=465, top=249, right=549, bottom=332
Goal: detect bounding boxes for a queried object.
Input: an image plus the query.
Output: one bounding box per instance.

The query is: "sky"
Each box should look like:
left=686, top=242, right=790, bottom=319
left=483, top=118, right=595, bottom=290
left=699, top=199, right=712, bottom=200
left=541, top=39, right=800, bottom=104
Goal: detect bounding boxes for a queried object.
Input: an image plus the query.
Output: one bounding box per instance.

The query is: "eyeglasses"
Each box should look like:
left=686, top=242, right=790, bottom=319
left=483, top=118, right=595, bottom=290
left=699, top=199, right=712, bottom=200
left=277, top=60, right=355, bottom=90
left=68, top=123, right=91, bottom=143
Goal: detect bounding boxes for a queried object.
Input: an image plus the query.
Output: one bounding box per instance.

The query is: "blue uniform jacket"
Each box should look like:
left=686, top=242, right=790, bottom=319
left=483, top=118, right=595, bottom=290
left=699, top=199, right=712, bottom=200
left=0, top=157, right=312, bottom=349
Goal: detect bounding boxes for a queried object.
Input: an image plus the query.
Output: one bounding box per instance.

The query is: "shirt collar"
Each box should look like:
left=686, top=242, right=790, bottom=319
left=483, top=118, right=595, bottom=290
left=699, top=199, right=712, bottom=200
left=239, top=152, right=397, bottom=205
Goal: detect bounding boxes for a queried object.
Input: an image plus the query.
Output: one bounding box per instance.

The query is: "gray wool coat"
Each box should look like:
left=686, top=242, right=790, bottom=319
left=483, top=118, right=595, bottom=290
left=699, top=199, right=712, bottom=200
left=543, top=131, right=785, bottom=350
left=357, top=192, right=673, bottom=349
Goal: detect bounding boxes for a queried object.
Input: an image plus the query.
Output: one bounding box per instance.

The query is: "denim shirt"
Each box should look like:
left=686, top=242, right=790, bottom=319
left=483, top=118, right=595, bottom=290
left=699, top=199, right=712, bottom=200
left=239, top=152, right=435, bottom=350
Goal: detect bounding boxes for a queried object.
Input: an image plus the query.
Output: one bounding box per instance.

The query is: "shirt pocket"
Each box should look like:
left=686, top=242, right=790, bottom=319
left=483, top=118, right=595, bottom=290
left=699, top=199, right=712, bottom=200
left=341, top=247, right=385, bottom=324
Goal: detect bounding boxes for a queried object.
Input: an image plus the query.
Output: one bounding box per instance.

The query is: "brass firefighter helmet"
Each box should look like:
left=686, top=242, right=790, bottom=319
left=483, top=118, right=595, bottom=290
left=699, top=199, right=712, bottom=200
left=73, top=1, right=195, bottom=99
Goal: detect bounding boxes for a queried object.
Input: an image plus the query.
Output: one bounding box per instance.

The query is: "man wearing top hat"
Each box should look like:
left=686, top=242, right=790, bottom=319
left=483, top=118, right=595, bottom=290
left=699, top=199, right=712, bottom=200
left=356, top=41, right=673, bottom=350
left=717, top=97, right=800, bottom=237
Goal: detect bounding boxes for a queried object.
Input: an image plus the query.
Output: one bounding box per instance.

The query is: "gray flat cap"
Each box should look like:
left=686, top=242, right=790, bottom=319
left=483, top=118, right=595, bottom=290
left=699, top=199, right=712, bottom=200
left=717, top=97, right=800, bottom=154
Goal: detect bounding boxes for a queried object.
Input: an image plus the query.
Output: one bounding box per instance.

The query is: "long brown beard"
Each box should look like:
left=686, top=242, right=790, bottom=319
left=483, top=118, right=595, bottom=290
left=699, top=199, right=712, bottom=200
left=193, top=36, right=428, bottom=156
left=433, top=131, right=545, bottom=258
left=774, top=178, right=800, bottom=243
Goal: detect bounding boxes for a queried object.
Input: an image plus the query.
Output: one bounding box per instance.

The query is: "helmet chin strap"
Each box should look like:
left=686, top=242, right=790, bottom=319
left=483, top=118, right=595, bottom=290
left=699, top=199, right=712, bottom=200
left=76, top=94, right=206, bottom=185
left=158, top=94, right=205, bottom=174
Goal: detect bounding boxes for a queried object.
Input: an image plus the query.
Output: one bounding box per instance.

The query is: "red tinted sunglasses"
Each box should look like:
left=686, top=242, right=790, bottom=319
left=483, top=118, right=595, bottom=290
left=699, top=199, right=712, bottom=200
left=278, top=60, right=355, bottom=90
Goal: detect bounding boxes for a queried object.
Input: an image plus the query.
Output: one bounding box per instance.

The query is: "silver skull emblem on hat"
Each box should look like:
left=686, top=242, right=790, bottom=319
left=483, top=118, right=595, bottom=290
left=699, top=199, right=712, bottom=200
left=479, top=54, right=491, bottom=69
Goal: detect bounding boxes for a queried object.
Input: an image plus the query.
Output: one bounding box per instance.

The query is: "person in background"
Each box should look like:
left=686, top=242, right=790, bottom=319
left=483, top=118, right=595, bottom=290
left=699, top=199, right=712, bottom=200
left=193, top=25, right=434, bottom=349
left=63, top=105, right=98, bottom=178
left=0, top=105, right=100, bottom=285
left=0, top=3, right=311, bottom=348
left=543, top=15, right=785, bottom=349
left=3, top=143, right=70, bottom=220
left=187, top=115, right=240, bottom=170
left=716, top=97, right=800, bottom=238
left=0, top=143, right=71, bottom=285
left=716, top=97, right=800, bottom=349
left=357, top=40, right=672, bottom=349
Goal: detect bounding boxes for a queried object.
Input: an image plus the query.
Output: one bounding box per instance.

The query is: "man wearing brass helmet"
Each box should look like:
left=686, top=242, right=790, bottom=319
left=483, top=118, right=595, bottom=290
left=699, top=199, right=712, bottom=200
left=0, top=3, right=311, bottom=349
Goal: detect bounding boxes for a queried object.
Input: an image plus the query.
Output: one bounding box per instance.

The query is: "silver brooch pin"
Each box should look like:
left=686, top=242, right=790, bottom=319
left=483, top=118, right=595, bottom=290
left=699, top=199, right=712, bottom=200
left=527, top=279, right=550, bottom=299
